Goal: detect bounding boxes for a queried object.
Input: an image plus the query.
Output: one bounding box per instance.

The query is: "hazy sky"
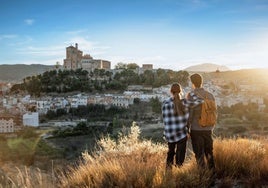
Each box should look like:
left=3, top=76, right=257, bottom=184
left=1, top=0, right=268, bottom=70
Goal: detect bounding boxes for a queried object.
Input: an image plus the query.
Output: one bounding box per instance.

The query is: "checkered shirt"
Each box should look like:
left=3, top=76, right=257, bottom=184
left=162, top=96, right=203, bottom=143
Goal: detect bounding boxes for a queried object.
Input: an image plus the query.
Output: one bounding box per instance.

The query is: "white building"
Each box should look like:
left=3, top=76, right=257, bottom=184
left=23, top=112, right=39, bottom=127
left=2, top=97, right=18, bottom=109
left=37, top=100, right=51, bottom=114
left=88, top=94, right=113, bottom=106
left=0, top=118, right=14, bottom=133
left=112, top=95, right=134, bottom=108
left=21, top=95, right=31, bottom=103
left=69, top=95, right=88, bottom=108
left=51, top=97, right=69, bottom=110
left=249, top=96, right=266, bottom=112
left=139, top=93, right=155, bottom=102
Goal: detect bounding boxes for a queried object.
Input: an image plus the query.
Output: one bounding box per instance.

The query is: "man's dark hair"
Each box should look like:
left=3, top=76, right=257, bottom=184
left=190, top=73, right=203, bottom=88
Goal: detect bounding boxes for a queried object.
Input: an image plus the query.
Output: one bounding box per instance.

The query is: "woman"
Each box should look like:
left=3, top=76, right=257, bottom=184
left=162, top=83, right=202, bottom=169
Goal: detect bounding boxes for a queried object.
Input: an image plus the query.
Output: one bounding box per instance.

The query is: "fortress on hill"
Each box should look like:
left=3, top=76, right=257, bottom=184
left=63, top=43, right=111, bottom=71
left=63, top=43, right=154, bottom=73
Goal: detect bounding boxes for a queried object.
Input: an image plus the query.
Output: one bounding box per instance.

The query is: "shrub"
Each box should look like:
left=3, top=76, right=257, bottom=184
left=58, top=124, right=268, bottom=188
left=58, top=122, right=213, bottom=188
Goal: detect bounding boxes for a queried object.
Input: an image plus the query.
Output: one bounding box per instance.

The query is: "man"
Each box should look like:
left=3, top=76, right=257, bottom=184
left=187, top=73, right=216, bottom=170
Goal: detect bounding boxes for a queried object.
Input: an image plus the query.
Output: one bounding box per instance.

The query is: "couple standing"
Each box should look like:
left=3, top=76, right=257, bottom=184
left=162, top=73, right=216, bottom=170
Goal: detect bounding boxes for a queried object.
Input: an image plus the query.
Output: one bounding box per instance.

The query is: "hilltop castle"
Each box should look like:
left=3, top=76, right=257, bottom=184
left=63, top=43, right=111, bottom=71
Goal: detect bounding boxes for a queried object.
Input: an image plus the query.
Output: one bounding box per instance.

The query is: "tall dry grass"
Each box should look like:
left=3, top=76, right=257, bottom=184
left=0, top=166, right=55, bottom=188
left=59, top=123, right=216, bottom=188
left=214, top=137, right=268, bottom=186
left=2, top=123, right=268, bottom=187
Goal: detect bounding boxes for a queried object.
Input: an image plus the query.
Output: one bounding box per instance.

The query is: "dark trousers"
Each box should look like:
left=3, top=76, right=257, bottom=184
left=166, top=137, right=187, bottom=168
left=190, top=130, right=215, bottom=169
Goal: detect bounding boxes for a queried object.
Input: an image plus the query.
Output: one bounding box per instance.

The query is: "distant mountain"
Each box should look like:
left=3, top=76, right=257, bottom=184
left=184, top=63, right=230, bottom=72
left=0, top=64, right=55, bottom=82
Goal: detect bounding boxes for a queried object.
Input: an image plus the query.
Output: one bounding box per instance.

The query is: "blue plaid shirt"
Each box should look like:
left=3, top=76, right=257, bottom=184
left=162, top=96, right=203, bottom=143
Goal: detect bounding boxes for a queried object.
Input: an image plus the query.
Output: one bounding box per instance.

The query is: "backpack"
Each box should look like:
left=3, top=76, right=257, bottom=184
left=195, top=91, right=217, bottom=127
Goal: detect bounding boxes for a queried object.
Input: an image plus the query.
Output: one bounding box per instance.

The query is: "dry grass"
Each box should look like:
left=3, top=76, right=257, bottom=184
left=58, top=123, right=213, bottom=188
left=214, top=137, right=268, bottom=186
left=2, top=123, right=268, bottom=187
left=58, top=122, right=169, bottom=188
left=0, top=165, right=55, bottom=188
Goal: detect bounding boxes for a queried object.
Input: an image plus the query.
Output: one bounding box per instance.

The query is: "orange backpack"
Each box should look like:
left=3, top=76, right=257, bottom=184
left=195, top=91, right=217, bottom=127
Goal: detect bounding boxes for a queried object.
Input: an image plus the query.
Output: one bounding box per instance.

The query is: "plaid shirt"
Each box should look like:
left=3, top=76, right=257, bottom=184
left=162, top=96, right=203, bottom=143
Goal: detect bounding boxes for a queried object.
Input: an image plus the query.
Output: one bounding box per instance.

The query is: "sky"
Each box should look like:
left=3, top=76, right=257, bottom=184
left=1, top=0, right=268, bottom=70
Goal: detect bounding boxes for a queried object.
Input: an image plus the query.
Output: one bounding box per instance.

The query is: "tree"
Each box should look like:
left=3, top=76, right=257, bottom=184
left=25, top=75, right=41, bottom=96
left=141, top=70, right=154, bottom=85
left=177, top=71, right=189, bottom=87
left=56, top=108, right=67, bottom=116
left=106, top=80, right=125, bottom=90
left=46, top=110, right=57, bottom=119
left=127, top=63, right=139, bottom=69
left=133, top=98, right=141, bottom=104
left=10, top=83, right=25, bottom=93
left=115, top=62, right=127, bottom=69
left=150, top=97, right=162, bottom=114
left=74, top=122, right=88, bottom=133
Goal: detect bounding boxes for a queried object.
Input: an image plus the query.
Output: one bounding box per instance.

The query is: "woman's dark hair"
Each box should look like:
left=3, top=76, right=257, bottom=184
left=190, top=73, right=203, bottom=88
left=170, top=83, right=185, bottom=115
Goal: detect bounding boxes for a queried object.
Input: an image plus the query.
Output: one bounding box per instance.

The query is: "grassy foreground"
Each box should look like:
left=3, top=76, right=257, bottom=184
left=1, top=123, right=268, bottom=187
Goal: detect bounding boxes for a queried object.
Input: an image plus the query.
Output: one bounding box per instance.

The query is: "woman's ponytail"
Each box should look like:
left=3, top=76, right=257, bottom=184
left=171, top=83, right=185, bottom=116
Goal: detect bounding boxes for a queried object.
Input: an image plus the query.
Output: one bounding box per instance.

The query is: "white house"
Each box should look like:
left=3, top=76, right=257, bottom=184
left=0, top=118, right=14, bottom=133
left=23, top=112, right=39, bottom=127
left=37, top=100, right=51, bottom=114
left=69, top=95, right=88, bottom=108
left=112, top=95, right=134, bottom=108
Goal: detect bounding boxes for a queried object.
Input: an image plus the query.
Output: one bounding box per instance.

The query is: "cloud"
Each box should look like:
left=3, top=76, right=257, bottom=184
left=194, top=33, right=268, bottom=70
left=65, top=37, right=94, bottom=50
left=233, top=18, right=268, bottom=32
left=15, top=37, right=111, bottom=65
left=65, top=36, right=110, bottom=57
left=65, top=29, right=87, bottom=35
left=24, top=19, right=35, bottom=25
left=16, top=45, right=65, bottom=57
left=0, top=34, right=18, bottom=40
left=8, top=36, right=33, bottom=46
left=13, top=44, right=66, bottom=65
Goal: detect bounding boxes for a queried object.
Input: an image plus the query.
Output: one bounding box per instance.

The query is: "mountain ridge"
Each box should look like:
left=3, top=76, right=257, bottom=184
left=184, top=63, right=230, bottom=72
left=0, top=64, right=54, bottom=82
left=0, top=63, right=264, bottom=82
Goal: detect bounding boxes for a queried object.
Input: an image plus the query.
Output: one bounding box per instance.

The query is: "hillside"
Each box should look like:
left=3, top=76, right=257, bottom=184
left=0, top=124, right=267, bottom=187
left=0, top=63, right=265, bottom=86
left=206, top=68, right=268, bottom=84
left=0, top=64, right=54, bottom=82
left=184, top=63, right=230, bottom=72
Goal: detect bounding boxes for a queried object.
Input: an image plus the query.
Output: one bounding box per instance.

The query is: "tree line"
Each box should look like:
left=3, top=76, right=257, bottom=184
left=10, top=64, right=189, bottom=96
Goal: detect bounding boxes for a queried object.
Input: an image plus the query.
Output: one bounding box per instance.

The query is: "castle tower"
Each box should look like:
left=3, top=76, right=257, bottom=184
left=63, top=43, right=83, bottom=70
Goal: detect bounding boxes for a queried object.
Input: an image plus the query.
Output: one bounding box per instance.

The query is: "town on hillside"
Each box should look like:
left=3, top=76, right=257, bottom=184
left=0, top=43, right=267, bottom=135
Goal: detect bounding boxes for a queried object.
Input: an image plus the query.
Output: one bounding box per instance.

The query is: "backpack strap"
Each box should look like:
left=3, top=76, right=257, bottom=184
left=194, top=90, right=207, bottom=100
